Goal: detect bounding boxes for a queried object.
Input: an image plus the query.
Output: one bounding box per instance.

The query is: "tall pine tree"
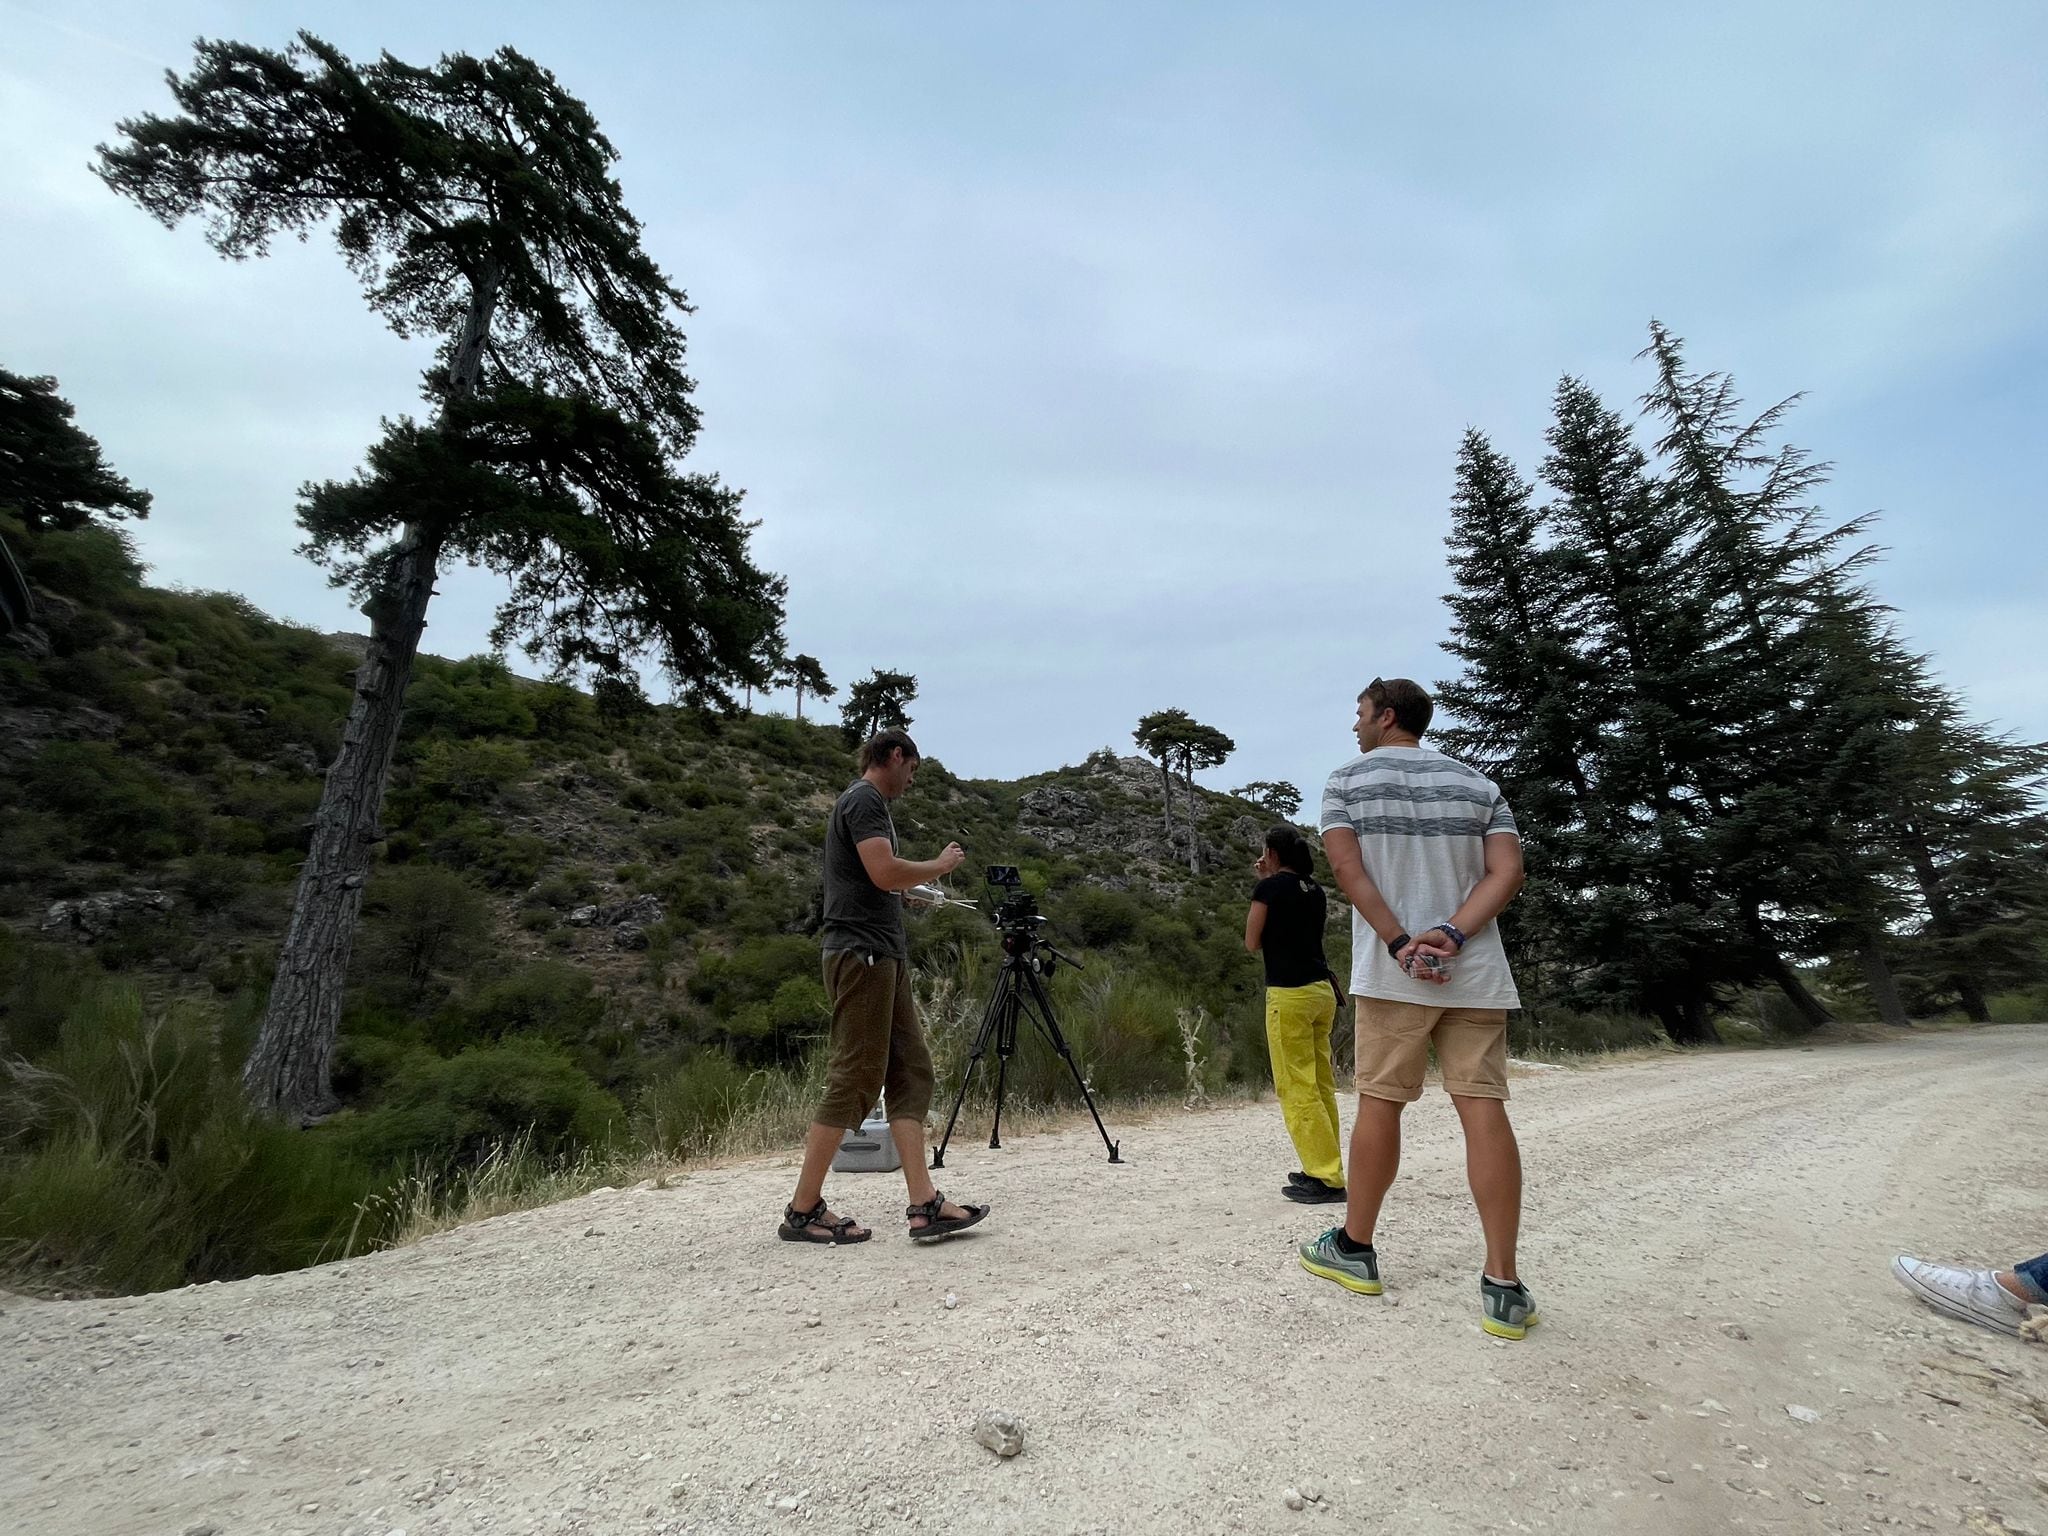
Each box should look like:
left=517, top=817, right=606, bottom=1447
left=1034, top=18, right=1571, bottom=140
left=99, top=37, right=787, bottom=1120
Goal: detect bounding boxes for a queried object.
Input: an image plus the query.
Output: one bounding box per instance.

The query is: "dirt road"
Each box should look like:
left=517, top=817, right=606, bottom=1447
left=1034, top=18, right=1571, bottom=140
left=5, top=1027, right=2046, bottom=1536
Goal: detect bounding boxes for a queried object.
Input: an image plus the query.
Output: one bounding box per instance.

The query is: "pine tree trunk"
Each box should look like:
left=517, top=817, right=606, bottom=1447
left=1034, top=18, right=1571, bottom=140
left=1156, top=759, right=1175, bottom=844
left=1857, top=926, right=1910, bottom=1028
left=795, top=683, right=804, bottom=721
left=1765, top=954, right=1834, bottom=1030
left=1901, top=827, right=1991, bottom=1022
left=243, top=265, right=498, bottom=1122
left=242, top=525, right=444, bottom=1121
left=1184, top=769, right=1201, bottom=875
left=1661, top=994, right=1720, bottom=1046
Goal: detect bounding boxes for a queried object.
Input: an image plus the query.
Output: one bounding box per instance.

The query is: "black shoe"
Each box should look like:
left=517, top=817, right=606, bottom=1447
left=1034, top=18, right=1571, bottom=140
left=1287, top=1170, right=1316, bottom=1187
left=1282, top=1178, right=1346, bottom=1204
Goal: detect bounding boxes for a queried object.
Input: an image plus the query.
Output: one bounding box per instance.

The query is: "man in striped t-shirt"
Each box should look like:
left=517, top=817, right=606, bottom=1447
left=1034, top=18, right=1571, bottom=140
left=1296, top=677, right=1539, bottom=1341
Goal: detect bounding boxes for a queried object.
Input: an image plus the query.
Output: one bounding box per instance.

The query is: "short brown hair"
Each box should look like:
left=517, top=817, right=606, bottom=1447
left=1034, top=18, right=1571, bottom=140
left=857, top=728, right=921, bottom=772
left=1359, top=677, right=1434, bottom=737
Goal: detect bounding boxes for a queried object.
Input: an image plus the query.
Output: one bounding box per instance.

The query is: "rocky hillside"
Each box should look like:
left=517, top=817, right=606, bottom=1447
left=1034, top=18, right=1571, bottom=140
left=0, top=552, right=1315, bottom=1088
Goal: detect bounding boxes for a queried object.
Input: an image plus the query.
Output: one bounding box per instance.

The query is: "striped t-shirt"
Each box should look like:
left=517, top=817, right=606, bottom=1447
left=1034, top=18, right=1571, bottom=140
left=1319, top=746, right=1522, bottom=1008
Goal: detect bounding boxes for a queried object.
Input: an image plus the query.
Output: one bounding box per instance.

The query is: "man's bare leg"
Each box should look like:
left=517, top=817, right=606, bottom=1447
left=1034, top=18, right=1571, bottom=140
left=1344, top=1096, right=1405, bottom=1245
left=1450, top=1094, right=1521, bottom=1283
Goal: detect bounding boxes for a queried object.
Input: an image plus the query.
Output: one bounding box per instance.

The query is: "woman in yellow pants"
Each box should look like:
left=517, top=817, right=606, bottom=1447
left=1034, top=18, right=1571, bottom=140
left=1245, top=825, right=1344, bottom=1204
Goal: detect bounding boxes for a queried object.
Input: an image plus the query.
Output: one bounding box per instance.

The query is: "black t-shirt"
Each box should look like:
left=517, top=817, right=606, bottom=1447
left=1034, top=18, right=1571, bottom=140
left=1252, top=873, right=1330, bottom=988
left=820, top=780, right=907, bottom=959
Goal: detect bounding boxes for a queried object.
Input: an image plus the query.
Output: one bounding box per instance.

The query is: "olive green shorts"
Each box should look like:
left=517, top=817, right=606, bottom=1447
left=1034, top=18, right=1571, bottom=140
left=815, top=950, right=934, bottom=1130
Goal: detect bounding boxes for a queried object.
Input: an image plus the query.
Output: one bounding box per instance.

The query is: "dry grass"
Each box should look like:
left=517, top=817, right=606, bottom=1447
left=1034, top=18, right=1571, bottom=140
left=363, top=1136, right=686, bottom=1249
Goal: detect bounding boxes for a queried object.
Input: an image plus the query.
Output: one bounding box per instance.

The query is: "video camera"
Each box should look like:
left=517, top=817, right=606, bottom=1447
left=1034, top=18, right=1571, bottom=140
left=983, top=864, right=1043, bottom=935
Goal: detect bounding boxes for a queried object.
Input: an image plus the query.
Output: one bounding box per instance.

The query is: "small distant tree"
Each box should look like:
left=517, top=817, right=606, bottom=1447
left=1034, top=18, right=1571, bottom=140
left=1134, top=708, right=1195, bottom=845
left=841, top=668, right=916, bottom=745
left=1169, top=723, right=1235, bottom=873
left=359, top=864, right=492, bottom=1004
left=1234, top=781, right=1301, bottom=819
left=783, top=653, right=834, bottom=721
left=740, top=631, right=784, bottom=715
left=98, top=35, right=788, bottom=1121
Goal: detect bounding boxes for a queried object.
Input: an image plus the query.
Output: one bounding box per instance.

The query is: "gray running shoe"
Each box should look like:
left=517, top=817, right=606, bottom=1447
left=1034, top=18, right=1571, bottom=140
left=1481, top=1274, right=1539, bottom=1340
left=1298, top=1229, right=1383, bottom=1295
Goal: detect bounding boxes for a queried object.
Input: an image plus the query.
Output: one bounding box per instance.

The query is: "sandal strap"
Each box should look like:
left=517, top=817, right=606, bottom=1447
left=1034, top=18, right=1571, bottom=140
left=786, top=1199, right=828, bottom=1227
left=907, top=1190, right=946, bottom=1221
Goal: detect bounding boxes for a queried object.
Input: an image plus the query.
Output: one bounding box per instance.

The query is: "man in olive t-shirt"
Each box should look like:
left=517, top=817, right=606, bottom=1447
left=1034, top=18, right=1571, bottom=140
left=780, top=728, right=991, bottom=1246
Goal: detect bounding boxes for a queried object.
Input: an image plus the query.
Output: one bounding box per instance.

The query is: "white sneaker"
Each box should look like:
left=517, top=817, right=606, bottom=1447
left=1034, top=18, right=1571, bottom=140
left=1890, top=1255, right=2028, bottom=1336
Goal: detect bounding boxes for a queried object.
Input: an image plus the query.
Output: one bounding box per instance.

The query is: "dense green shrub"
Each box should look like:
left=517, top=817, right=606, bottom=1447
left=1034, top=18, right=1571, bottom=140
left=413, top=738, right=530, bottom=803
left=527, top=681, right=598, bottom=741
left=358, top=864, right=494, bottom=1004
left=422, top=815, right=547, bottom=887
left=0, top=808, right=71, bottom=893
left=214, top=773, right=324, bottom=853
left=591, top=672, right=652, bottom=726
left=726, top=871, right=805, bottom=939
left=0, top=981, right=387, bottom=1292
left=1061, top=886, right=1145, bottom=949
left=456, top=961, right=606, bottom=1045
left=404, top=655, right=538, bottom=740
left=177, top=852, right=261, bottom=914
left=739, top=714, right=850, bottom=774
left=646, top=804, right=754, bottom=867
left=23, top=742, right=205, bottom=863
left=688, top=935, right=819, bottom=1017
left=15, top=519, right=146, bottom=604
left=724, top=975, right=832, bottom=1048
left=528, top=866, right=599, bottom=910
left=1986, top=988, right=2048, bottom=1024
left=656, top=868, right=720, bottom=924
left=0, top=929, right=100, bottom=1061
left=322, top=1037, right=622, bottom=1170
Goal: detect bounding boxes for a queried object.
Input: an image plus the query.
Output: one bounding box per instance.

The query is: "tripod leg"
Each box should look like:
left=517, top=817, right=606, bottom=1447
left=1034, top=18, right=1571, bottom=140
left=1020, top=965, right=1121, bottom=1163
left=932, top=974, right=1008, bottom=1170
left=989, top=1037, right=1010, bottom=1150
left=988, top=983, right=1024, bottom=1149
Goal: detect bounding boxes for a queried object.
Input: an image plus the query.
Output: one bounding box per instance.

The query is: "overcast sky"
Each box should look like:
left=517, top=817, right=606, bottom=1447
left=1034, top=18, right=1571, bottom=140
left=4, top=1, right=2044, bottom=804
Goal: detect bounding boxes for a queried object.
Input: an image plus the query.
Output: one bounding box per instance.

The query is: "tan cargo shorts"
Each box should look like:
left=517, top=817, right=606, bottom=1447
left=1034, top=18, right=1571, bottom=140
left=1353, top=997, right=1510, bottom=1103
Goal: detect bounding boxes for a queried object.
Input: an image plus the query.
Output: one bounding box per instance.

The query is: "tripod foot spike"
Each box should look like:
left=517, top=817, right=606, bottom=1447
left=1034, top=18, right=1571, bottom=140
left=1108, top=1144, right=1121, bottom=1163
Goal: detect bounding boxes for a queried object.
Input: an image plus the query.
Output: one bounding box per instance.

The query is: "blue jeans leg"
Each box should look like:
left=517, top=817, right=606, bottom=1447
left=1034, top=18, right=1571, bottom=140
left=2014, top=1251, right=2048, bottom=1305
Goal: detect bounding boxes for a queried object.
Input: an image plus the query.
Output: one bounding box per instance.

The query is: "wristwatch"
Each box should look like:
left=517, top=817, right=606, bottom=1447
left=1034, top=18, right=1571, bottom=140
left=1386, top=932, right=1411, bottom=958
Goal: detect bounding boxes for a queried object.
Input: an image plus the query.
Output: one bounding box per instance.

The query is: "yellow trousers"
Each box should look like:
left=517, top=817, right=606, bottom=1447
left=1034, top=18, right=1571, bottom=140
left=1265, top=982, right=1342, bottom=1186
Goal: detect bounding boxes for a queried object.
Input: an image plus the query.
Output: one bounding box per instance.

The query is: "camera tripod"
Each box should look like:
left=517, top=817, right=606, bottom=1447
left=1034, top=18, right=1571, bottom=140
left=930, top=927, right=1121, bottom=1168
